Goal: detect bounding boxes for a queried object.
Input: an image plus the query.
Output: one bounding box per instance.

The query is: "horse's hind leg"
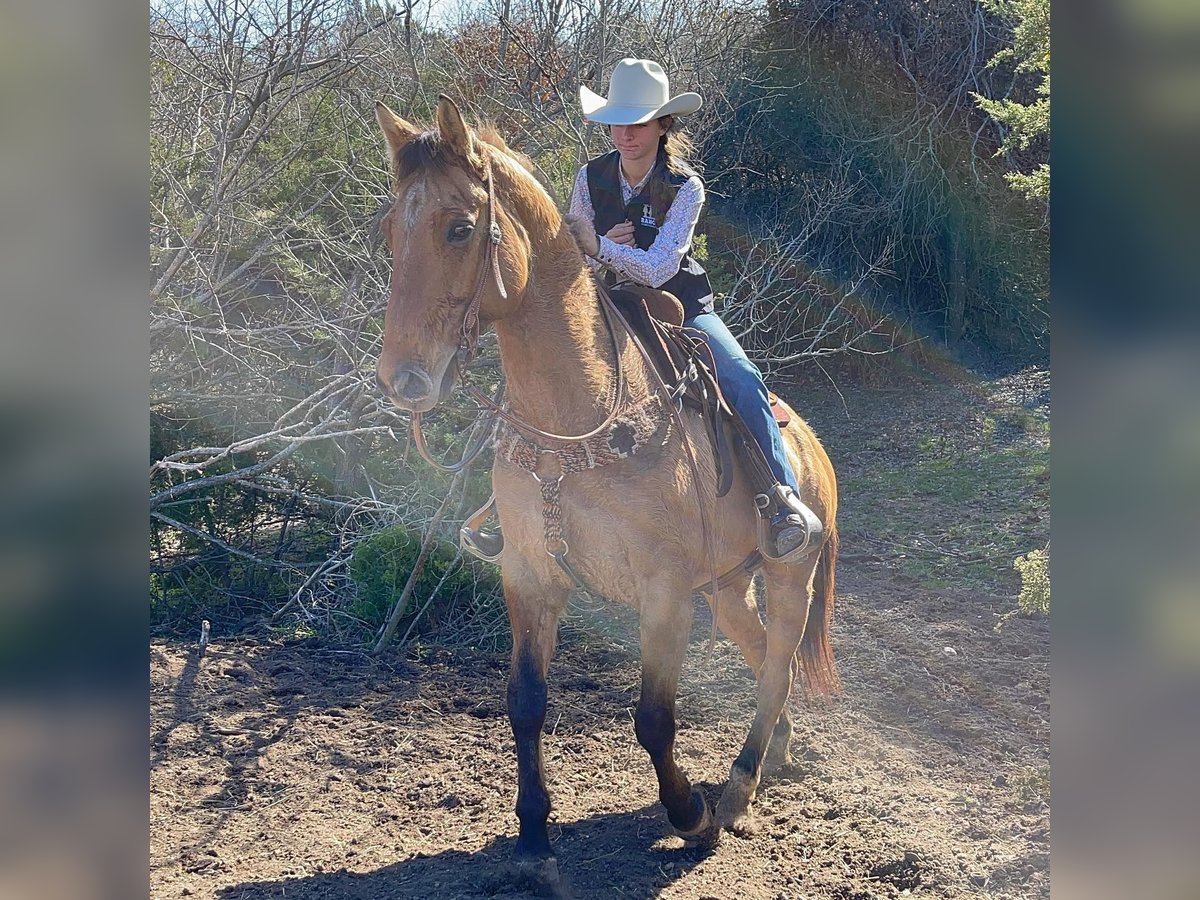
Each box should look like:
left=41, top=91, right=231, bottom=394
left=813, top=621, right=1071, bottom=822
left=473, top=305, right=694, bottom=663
left=713, top=577, right=795, bottom=774
left=716, top=561, right=819, bottom=833
left=713, top=575, right=767, bottom=675
left=713, top=577, right=794, bottom=774
left=763, top=658, right=800, bottom=773
left=636, top=583, right=713, bottom=841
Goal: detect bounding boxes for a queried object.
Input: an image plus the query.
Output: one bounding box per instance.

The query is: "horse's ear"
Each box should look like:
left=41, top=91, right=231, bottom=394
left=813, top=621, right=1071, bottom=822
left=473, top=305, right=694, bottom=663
left=435, top=95, right=481, bottom=169
left=375, top=101, right=419, bottom=160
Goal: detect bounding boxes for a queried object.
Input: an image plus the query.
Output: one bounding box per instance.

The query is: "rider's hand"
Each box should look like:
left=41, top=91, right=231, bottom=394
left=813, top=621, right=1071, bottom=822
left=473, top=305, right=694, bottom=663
left=605, top=221, right=636, bottom=246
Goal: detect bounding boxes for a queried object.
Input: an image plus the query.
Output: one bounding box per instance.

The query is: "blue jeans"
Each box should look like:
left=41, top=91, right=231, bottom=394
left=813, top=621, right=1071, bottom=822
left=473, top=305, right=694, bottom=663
left=685, top=312, right=800, bottom=496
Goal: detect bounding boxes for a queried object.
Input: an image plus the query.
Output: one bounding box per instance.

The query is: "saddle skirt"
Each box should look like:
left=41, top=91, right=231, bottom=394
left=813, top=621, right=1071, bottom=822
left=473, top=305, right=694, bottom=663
left=606, top=283, right=788, bottom=498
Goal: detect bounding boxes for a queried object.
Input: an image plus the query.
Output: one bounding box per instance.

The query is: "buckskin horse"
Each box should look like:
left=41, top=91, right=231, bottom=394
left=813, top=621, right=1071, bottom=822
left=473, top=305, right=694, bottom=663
left=372, top=96, right=840, bottom=880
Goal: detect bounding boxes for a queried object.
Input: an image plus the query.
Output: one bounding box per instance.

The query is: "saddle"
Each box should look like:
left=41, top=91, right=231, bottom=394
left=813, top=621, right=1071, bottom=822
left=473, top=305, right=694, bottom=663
left=606, top=283, right=788, bottom=501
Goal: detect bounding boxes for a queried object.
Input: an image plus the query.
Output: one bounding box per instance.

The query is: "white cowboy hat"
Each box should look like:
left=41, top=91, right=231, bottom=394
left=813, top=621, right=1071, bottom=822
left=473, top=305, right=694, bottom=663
left=579, top=58, right=703, bottom=125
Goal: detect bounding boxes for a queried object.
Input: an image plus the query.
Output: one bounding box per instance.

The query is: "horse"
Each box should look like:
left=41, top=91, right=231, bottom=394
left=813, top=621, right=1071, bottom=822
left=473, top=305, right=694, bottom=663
left=372, top=95, right=840, bottom=878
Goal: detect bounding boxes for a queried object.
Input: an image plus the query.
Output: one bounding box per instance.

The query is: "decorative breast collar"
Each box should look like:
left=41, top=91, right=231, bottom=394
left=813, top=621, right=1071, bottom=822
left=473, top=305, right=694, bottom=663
left=493, top=392, right=672, bottom=582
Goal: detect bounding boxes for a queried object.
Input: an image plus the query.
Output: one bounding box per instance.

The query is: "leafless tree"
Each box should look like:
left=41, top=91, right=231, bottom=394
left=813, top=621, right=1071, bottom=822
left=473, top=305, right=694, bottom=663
left=151, top=0, right=997, bottom=645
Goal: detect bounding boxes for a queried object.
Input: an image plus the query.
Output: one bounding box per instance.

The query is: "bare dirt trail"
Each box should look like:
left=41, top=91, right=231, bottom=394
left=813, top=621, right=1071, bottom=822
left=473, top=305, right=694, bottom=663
left=150, top=367, right=1049, bottom=900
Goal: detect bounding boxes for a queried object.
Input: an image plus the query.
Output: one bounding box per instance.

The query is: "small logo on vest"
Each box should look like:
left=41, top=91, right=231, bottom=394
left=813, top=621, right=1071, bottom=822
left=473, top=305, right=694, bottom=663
left=639, top=204, right=656, bottom=228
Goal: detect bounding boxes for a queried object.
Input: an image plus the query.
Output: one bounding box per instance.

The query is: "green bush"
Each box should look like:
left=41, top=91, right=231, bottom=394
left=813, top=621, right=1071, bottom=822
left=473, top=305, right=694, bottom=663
left=348, top=525, right=502, bottom=638
left=1013, top=548, right=1049, bottom=616
left=150, top=411, right=334, bottom=636
left=704, top=32, right=1049, bottom=354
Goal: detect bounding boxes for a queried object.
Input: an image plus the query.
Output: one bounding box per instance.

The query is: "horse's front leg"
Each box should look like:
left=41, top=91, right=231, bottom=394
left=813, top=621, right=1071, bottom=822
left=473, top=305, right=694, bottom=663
left=503, top=566, right=568, bottom=869
left=636, top=589, right=715, bottom=841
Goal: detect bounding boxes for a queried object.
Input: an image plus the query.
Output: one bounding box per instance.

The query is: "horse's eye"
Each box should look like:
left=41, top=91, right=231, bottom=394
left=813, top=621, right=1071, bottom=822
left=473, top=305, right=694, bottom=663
left=447, top=221, right=474, bottom=244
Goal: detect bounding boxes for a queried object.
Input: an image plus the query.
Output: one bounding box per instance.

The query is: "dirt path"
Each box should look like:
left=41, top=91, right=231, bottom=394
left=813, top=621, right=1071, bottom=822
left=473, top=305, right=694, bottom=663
left=150, top=367, right=1049, bottom=900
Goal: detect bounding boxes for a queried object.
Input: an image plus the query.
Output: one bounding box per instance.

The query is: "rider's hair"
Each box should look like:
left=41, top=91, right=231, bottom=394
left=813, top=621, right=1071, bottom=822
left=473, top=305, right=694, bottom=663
left=649, top=115, right=701, bottom=222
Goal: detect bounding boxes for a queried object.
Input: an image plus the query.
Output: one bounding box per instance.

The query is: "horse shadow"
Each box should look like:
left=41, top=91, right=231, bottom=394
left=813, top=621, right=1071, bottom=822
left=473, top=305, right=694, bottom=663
left=215, top=795, right=723, bottom=900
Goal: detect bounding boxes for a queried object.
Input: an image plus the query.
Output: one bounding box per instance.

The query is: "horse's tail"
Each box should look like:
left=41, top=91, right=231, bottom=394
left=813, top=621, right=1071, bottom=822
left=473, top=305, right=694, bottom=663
left=799, top=524, right=841, bottom=696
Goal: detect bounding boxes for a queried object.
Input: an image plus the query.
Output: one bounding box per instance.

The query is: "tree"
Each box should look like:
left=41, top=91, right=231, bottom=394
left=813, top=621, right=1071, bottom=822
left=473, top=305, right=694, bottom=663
left=972, top=0, right=1050, bottom=201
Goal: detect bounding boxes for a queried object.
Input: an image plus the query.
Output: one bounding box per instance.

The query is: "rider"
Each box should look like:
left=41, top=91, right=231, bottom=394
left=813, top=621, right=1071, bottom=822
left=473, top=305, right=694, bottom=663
left=566, top=58, right=819, bottom=559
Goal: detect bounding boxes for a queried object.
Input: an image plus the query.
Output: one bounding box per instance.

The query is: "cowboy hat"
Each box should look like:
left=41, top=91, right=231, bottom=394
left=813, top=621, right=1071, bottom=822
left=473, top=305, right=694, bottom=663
left=579, top=58, right=703, bottom=125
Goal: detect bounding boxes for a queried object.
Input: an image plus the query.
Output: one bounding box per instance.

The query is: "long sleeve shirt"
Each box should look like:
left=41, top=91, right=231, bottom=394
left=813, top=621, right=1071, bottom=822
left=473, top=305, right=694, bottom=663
left=567, top=162, right=706, bottom=289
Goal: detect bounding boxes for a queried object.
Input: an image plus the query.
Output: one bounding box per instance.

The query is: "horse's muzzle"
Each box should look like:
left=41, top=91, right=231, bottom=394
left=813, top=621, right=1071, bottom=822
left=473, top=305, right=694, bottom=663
left=377, top=362, right=437, bottom=411
left=377, top=357, right=460, bottom=412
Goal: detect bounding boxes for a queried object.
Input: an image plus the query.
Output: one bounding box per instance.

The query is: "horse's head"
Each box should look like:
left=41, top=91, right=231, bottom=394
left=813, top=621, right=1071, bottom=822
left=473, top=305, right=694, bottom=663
left=373, top=96, right=535, bottom=412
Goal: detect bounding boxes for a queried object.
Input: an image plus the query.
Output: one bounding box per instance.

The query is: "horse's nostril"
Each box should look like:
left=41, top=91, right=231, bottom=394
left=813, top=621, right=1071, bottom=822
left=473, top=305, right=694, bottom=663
left=401, top=375, right=431, bottom=402
left=378, top=363, right=435, bottom=406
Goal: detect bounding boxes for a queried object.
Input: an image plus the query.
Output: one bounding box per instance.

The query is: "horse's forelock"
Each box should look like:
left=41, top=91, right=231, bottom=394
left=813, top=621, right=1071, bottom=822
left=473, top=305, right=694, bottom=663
left=395, top=131, right=448, bottom=181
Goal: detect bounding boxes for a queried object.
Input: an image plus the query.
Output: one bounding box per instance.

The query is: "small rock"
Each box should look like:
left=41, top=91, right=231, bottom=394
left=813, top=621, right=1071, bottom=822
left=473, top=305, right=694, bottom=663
left=943, top=646, right=958, bottom=657
left=994, top=774, right=1008, bottom=787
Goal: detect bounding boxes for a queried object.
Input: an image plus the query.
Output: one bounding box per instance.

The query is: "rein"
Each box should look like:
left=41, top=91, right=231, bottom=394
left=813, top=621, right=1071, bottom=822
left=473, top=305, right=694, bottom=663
left=466, top=289, right=628, bottom=444
left=410, top=381, right=502, bottom=474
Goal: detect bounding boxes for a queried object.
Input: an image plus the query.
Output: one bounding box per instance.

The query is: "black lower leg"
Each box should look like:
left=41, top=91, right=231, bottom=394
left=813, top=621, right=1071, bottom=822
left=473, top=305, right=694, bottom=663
left=508, top=649, right=552, bottom=859
left=732, top=709, right=782, bottom=783
left=635, top=699, right=706, bottom=832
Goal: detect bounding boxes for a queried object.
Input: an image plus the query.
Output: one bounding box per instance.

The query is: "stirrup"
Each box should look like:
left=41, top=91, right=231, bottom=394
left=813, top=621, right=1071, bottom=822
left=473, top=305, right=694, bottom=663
left=754, top=485, right=824, bottom=563
left=459, top=494, right=504, bottom=563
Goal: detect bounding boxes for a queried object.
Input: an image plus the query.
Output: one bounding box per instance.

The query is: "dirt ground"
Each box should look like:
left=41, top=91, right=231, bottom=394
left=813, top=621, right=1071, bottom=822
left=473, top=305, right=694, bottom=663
left=150, top=365, right=1050, bottom=900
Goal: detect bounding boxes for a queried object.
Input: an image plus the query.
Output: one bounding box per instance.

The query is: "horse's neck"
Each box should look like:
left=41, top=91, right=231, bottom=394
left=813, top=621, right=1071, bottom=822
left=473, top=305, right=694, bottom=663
left=494, top=258, right=642, bottom=435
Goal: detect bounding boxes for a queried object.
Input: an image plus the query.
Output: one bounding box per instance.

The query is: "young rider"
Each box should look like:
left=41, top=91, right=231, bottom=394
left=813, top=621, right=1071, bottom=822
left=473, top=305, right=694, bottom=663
left=566, top=58, right=820, bottom=558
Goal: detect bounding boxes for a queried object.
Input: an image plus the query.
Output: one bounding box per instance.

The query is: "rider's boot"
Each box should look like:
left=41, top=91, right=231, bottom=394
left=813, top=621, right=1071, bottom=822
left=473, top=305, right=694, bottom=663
left=757, top=484, right=824, bottom=562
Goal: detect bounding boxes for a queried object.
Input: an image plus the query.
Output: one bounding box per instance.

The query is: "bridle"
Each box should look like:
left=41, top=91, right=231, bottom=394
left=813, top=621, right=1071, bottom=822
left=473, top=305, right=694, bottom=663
left=457, top=158, right=506, bottom=365
left=408, top=156, right=506, bottom=475
left=409, top=152, right=631, bottom=472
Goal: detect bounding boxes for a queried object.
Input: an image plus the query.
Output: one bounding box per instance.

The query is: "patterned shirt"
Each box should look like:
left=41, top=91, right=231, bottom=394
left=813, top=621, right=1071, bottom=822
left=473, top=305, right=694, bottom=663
left=568, top=162, right=706, bottom=290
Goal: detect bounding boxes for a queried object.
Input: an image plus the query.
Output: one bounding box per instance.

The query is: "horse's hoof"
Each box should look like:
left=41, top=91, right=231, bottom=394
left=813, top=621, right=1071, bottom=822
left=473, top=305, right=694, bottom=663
left=762, top=747, right=794, bottom=777
left=726, top=812, right=760, bottom=838
left=764, top=760, right=806, bottom=783
left=508, top=855, right=569, bottom=898
left=675, top=797, right=720, bottom=849
left=716, top=767, right=758, bottom=832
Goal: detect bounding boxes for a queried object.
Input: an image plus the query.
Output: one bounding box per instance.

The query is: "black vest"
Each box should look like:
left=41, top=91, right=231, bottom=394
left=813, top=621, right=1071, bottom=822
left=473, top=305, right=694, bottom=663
left=586, top=150, right=714, bottom=318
